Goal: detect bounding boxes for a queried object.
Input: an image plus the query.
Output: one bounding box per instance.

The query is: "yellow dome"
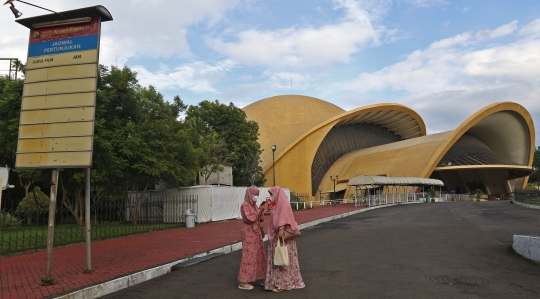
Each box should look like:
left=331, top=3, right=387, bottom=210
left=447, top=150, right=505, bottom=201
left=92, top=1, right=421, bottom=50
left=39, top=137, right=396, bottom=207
left=244, top=95, right=344, bottom=170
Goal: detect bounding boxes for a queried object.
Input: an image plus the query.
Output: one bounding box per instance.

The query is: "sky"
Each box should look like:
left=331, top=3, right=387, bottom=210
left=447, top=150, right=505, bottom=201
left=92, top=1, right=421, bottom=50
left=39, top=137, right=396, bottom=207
left=1, top=0, right=539, bottom=147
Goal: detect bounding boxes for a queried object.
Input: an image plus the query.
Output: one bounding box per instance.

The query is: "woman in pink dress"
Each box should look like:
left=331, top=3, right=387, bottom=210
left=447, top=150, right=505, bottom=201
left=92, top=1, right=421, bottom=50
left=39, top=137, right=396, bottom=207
left=264, top=186, right=305, bottom=292
left=238, top=186, right=267, bottom=290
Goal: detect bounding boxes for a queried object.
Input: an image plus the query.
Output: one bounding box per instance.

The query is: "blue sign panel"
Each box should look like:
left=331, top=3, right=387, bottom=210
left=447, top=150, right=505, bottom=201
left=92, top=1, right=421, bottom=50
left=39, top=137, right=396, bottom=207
left=28, top=34, right=98, bottom=57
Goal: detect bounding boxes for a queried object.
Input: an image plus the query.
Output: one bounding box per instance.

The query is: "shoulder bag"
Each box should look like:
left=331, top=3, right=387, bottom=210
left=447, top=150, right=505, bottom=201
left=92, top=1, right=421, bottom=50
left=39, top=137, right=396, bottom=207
left=283, top=224, right=301, bottom=241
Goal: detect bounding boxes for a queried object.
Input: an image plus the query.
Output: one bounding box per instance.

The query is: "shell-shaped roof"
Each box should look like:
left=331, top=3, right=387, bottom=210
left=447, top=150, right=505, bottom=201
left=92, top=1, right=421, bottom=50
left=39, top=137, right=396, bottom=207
left=244, top=95, right=344, bottom=170
left=321, top=102, right=535, bottom=193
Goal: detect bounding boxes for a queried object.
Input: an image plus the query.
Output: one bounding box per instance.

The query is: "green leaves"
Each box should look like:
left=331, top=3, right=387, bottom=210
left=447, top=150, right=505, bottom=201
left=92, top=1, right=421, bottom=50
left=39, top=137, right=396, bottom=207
left=15, top=186, right=50, bottom=214
left=186, top=100, right=265, bottom=186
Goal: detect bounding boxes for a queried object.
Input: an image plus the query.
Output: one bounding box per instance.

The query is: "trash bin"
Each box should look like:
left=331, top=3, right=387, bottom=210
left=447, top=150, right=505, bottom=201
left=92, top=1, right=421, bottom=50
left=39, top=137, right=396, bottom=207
left=425, top=194, right=430, bottom=203
left=185, top=209, right=196, bottom=228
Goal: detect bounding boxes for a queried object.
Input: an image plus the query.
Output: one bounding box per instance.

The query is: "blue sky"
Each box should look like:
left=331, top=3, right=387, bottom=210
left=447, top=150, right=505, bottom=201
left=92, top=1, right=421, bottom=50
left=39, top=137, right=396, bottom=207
left=1, top=0, right=539, bottom=146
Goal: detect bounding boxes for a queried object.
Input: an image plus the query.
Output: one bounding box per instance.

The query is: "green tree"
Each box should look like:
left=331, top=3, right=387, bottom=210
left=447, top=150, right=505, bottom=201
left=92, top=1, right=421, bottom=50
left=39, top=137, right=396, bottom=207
left=15, top=186, right=49, bottom=224
left=119, top=85, right=198, bottom=224
left=0, top=77, right=24, bottom=166
left=529, top=148, right=539, bottom=187
left=11, top=59, right=26, bottom=78
left=185, top=100, right=265, bottom=186
left=0, top=76, right=42, bottom=202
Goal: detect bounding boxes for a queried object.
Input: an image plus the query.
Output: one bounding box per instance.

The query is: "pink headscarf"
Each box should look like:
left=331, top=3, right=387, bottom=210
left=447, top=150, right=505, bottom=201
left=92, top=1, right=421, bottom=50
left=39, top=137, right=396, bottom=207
left=244, top=185, right=259, bottom=207
left=268, top=186, right=297, bottom=240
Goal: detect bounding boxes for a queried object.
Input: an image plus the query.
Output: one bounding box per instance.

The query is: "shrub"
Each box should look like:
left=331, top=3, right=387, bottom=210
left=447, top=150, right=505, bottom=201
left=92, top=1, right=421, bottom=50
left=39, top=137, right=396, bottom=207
left=16, top=186, right=50, bottom=214
left=474, top=189, right=484, bottom=200
left=0, top=212, right=21, bottom=230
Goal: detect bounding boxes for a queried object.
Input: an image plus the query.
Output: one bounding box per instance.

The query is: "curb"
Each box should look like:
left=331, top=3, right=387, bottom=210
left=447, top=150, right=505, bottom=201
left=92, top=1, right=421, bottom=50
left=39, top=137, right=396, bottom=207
left=511, top=200, right=540, bottom=210
left=54, top=203, right=412, bottom=299
left=513, top=235, right=540, bottom=264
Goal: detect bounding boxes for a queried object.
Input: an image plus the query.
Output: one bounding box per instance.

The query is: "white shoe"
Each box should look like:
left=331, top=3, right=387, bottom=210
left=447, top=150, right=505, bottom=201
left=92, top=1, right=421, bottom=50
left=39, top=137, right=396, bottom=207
left=238, top=284, right=254, bottom=290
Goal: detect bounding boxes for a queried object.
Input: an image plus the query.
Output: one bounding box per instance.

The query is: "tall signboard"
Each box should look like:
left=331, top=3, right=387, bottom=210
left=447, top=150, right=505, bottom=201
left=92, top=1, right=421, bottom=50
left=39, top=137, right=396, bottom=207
left=14, top=6, right=113, bottom=284
left=16, top=18, right=101, bottom=168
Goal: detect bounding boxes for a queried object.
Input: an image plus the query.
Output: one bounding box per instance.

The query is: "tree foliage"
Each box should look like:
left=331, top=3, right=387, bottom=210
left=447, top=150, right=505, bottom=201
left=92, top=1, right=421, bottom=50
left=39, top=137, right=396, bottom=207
left=16, top=186, right=50, bottom=214
left=529, top=148, right=540, bottom=186
left=186, top=100, right=265, bottom=186
left=0, top=65, right=266, bottom=226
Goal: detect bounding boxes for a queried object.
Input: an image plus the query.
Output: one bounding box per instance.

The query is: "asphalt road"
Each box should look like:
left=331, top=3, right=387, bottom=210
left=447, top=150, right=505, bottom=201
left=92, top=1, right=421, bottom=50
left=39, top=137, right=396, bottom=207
left=101, top=202, right=540, bottom=299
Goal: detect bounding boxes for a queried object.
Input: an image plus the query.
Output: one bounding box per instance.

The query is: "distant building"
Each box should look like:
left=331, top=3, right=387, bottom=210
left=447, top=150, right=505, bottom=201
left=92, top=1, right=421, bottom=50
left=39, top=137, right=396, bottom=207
left=199, top=165, right=233, bottom=186
left=243, top=95, right=535, bottom=199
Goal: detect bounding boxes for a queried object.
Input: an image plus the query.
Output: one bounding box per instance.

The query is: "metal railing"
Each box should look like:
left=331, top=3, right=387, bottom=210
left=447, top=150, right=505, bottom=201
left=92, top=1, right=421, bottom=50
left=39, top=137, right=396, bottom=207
left=0, top=192, right=197, bottom=255
left=513, top=190, right=540, bottom=206
left=354, top=192, right=475, bottom=207
left=290, top=192, right=311, bottom=210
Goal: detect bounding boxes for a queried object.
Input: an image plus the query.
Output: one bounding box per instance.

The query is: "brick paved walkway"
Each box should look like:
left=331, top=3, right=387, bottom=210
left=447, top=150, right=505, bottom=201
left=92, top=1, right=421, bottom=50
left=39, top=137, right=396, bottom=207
left=0, top=204, right=361, bottom=299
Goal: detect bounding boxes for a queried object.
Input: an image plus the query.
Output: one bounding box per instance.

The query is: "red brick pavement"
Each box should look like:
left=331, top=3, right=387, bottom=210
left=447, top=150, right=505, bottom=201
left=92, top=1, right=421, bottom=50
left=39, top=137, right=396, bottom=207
left=0, top=204, right=361, bottom=299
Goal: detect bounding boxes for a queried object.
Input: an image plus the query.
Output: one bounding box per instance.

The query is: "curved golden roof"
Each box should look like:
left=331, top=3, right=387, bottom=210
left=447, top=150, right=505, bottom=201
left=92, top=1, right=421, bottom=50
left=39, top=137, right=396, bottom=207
left=243, top=95, right=345, bottom=170
left=322, top=102, right=535, bottom=194
left=420, top=102, right=535, bottom=178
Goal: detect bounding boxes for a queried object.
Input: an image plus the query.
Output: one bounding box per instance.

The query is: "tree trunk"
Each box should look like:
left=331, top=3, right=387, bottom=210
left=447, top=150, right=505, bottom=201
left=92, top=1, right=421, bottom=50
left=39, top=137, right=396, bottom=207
left=128, top=180, right=150, bottom=226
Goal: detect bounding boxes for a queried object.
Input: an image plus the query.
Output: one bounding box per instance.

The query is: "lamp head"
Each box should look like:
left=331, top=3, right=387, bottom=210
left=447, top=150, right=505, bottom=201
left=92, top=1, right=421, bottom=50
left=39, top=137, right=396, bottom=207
left=330, top=175, right=333, bottom=180
left=9, top=3, right=22, bottom=18
left=271, top=145, right=276, bottom=152
left=336, top=175, right=339, bottom=180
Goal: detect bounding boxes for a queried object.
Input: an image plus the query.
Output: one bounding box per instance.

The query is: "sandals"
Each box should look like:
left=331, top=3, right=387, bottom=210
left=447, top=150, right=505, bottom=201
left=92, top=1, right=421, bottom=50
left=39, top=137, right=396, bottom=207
left=260, top=281, right=266, bottom=286
left=238, top=283, right=254, bottom=290
left=271, top=288, right=283, bottom=293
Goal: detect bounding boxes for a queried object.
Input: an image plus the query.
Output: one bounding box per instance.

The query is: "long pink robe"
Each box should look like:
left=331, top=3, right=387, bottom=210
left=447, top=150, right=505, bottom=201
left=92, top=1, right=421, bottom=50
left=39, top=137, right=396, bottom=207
left=264, top=231, right=305, bottom=290
left=238, top=201, right=267, bottom=283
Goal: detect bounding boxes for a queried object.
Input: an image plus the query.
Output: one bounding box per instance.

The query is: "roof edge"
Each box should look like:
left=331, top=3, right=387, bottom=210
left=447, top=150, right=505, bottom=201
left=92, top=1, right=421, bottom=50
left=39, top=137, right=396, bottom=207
left=16, top=5, right=113, bottom=29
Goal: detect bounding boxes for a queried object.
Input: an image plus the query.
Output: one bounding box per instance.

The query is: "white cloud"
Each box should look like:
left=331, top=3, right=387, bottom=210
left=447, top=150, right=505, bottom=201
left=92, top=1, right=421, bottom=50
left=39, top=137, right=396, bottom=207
left=405, top=0, right=448, bottom=8
left=132, top=60, right=237, bottom=93
left=463, top=5, right=472, bottom=12
left=340, top=20, right=535, bottom=93
left=207, top=0, right=389, bottom=68
left=0, top=0, right=240, bottom=67
left=519, top=18, right=540, bottom=40
left=476, top=20, right=518, bottom=40
left=264, top=71, right=313, bottom=90
left=338, top=18, right=540, bottom=143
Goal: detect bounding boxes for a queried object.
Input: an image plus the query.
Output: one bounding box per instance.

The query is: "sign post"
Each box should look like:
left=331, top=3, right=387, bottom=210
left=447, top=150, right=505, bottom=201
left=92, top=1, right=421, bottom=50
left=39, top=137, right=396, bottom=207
left=14, top=6, right=112, bottom=284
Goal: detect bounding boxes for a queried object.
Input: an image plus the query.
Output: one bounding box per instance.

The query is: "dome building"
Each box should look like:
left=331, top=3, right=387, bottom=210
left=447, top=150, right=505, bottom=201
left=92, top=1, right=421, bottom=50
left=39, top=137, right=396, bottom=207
left=243, top=96, right=536, bottom=200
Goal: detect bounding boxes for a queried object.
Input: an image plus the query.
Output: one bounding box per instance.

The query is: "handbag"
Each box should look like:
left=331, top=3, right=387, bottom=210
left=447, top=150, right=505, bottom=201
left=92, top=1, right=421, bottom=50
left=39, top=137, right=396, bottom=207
left=283, top=225, right=301, bottom=241
left=273, top=237, right=289, bottom=266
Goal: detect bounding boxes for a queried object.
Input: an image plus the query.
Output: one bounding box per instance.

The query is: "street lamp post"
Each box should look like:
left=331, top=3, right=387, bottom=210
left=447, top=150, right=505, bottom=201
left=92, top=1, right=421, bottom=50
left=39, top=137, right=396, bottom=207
left=271, top=145, right=276, bottom=186
left=330, top=175, right=338, bottom=200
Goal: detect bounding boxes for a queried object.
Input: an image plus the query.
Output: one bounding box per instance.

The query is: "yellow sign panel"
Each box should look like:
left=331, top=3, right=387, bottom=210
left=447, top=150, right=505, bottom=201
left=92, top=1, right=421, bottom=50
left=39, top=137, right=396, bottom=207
left=19, top=122, right=94, bottom=138
left=25, top=64, right=97, bottom=83
left=18, top=136, right=92, bottom=153
left=26, top=49, right=98, bottom=70
left=16, top=151, right=93, bottom=168
left=20, top=107, right=95, bottom=125
left=22, top=92, right=95, bottom=110
left=23, top=78, right=96, bottom=97
left=17, top=20, right=101, bottom=169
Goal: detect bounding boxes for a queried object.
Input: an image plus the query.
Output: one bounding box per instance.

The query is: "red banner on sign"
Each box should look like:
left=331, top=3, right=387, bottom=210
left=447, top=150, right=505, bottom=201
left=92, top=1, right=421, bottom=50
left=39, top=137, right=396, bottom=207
left=30, top=19, right=100, bottom=44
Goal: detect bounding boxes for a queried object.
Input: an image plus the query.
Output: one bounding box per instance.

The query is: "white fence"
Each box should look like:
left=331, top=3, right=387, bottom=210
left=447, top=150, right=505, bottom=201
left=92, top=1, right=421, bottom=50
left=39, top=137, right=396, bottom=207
left=133, top=186, right=291, bottom=223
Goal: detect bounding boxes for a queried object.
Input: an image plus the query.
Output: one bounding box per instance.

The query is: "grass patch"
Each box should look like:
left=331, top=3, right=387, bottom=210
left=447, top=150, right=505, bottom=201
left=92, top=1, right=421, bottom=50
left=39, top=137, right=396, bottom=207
left=0, top=222, right=182, bottom=255
left=520, top=197, right=540, bottom=206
